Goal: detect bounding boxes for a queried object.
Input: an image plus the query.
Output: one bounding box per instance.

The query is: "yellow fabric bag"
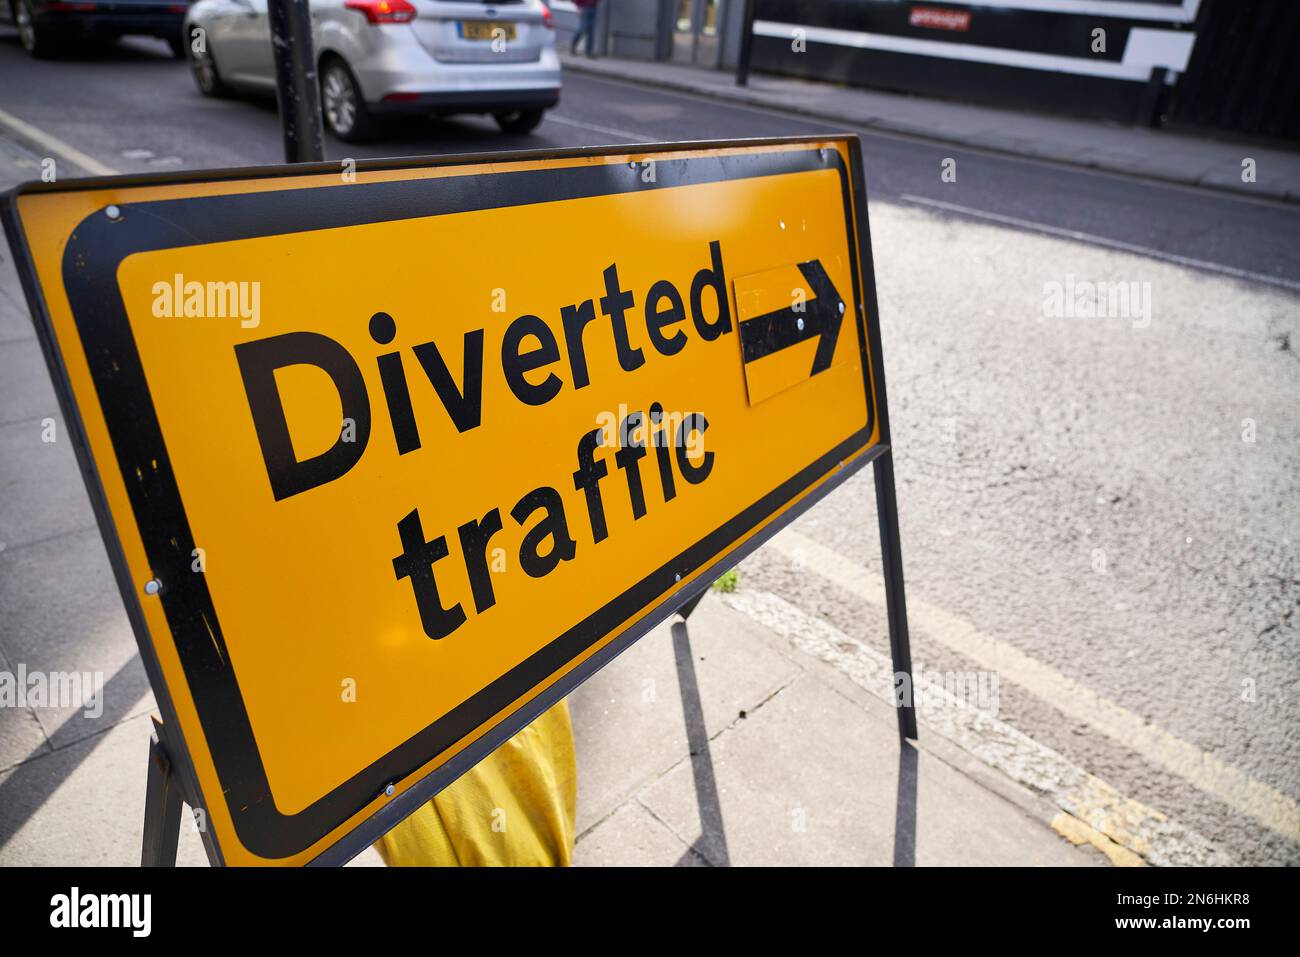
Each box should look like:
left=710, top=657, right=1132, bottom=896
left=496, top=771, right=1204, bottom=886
left=374, top=701, right=577, bottom=867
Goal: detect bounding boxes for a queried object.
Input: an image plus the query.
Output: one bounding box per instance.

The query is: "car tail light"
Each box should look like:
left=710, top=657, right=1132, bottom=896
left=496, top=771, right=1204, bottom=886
left=344, top=0, right=417, bottom=24
left=541, top=4, right=553, bottom=28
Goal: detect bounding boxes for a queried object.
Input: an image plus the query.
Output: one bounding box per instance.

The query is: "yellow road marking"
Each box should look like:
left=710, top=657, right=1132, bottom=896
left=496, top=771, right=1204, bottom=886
left=768, top=526, right=1300, bottom=845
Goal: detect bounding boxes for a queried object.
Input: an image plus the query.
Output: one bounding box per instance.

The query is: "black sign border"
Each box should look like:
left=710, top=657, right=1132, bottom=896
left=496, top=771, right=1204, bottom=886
left=2, top=137, right=888, bottom=864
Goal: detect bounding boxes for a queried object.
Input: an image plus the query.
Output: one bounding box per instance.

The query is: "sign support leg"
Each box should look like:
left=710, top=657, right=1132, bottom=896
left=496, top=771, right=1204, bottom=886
left=677, top=586, right=707, bottom=622
left=141, top=715, right=184, bottom=867
left=874, top=449, right=918, bottom=741
left=735, top=0, right=756, bottom=87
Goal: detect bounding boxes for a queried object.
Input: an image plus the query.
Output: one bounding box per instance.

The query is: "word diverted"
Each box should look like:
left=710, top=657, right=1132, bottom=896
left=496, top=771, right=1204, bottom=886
left=234, top=240, right=732, bottom=500
left=234, top=242, right=742, bottom=641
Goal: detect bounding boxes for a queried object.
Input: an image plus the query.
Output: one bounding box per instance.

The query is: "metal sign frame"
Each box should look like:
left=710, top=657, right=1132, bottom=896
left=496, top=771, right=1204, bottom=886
left=2, top=135, right=915, bottom=866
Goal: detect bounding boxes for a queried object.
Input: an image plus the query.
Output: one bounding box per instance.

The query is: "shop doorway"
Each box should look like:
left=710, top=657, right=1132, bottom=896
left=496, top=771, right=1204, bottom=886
left=671, top=0, right=726, bottom=68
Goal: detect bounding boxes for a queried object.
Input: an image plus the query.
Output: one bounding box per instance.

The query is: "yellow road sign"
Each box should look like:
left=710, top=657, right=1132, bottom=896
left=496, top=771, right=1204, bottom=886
left=3, top=137, right=890, bottom=865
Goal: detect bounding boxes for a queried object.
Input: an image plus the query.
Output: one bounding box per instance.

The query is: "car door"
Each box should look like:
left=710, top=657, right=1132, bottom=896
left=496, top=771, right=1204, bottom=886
left=219, top=0, right=276, bottom=89
left=195, top=0, right=245, bottom=84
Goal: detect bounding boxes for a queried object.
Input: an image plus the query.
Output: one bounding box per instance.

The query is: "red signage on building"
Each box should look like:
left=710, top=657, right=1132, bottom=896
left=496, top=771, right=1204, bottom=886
left=909, top=6, right=972, bottom=32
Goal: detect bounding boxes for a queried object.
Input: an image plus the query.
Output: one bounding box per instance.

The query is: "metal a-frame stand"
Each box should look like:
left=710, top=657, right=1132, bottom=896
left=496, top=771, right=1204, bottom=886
left=665, top=445, right=917, bottom=863
left=141, top=716, right=189, bottom=867
left=874, top=449, right=919, bottom=740
left=675, top=445, right=918, bottom=741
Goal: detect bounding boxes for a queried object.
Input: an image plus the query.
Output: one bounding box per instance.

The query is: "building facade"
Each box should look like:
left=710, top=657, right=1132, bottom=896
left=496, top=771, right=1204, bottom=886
left=549, top=0, right=1299, bottom=144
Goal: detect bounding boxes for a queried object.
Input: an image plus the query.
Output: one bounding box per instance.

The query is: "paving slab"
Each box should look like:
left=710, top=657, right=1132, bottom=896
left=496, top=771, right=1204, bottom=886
left=0, top=525, right=152, bottom=750
left=0, top=703, right=48, bottom=774
left=638, top=674, right=1097, bottom=867
left=569, top=594, right=802, bottom=833
left=0, top=416, right=94, bottom=551
left=0, top=710, right=210, bottom=866
left=0, top=642, right=52, bottom=772
left=0, top=281, right=32, bottom=344
left=0, top=336, right=59, bottom=427
left=574, top=801, right=704, bottom=867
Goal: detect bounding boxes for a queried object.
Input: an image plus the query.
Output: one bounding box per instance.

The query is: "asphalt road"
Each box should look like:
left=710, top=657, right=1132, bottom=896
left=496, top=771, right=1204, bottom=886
left=0, top=31, right=1297, bottom=865
left=1, top=32, right=1298, bottom=289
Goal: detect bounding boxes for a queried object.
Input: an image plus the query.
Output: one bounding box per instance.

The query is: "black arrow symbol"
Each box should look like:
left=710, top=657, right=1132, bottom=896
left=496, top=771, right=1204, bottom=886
left=738, top=259, right=845, bottom=376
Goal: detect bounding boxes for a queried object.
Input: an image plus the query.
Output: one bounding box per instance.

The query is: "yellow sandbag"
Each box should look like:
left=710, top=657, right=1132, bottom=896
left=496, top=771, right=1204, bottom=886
left=374, top=700, right=577, bottom=867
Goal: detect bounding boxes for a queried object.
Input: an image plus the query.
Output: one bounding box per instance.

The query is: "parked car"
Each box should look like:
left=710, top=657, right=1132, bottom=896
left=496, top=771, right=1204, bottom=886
left=9, top=0, right=191, bottom=58
left=184, top=0, right=561, bottom=141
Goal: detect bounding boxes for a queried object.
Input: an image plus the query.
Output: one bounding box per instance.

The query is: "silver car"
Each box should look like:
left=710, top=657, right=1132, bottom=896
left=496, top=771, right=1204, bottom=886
left=184, top=0, right=560, bottom=141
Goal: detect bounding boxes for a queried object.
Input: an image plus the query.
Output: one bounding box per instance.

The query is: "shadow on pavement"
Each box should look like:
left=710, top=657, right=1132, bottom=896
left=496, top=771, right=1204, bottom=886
left=894, top=741, right=918, bottom=867
left=0, top=656, right=150, bottom=850
left=670, top=617, right=729, bottom=867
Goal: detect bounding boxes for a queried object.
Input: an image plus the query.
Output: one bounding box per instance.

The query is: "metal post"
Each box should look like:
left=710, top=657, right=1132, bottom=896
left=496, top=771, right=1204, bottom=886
left=1137, top=66, right=1169, bottom=128
left=874, top=450, right=918, bottom=740
left=598, top=0, right=613, bottom=58
left=735, top=0, right=756, bottom=86
left=141, top=716, right=184, bottom=867
left=267, top=0, right=325, bottom=163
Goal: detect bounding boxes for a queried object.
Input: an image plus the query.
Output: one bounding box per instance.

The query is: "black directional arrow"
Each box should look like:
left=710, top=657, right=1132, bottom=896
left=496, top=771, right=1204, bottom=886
left=738, top=259, right=845, bottom=376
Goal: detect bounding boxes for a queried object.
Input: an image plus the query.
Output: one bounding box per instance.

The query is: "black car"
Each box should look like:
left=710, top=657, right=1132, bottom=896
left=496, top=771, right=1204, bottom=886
left=8, top=0, right=190, bottom=58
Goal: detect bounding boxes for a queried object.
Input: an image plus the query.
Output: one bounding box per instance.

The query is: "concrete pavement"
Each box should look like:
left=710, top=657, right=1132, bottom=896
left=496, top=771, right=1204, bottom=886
left=558, top=52, right=1300, bottom=204
left=571, top=597, right=1097, bottom=866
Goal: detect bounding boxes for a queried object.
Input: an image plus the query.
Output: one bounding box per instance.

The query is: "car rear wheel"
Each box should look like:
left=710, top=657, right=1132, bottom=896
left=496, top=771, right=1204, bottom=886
left=320, top=59, right=378, bottom=143
left=494, top=109, right=545, bottom=135
left=16, top=0, right=60, bottom=58
left=188, top=38, right=232, bottom=98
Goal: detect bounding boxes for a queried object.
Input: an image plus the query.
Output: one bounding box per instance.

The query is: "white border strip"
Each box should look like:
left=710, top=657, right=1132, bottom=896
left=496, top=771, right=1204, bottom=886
left=961, top=0, right=1201, bottom=23
left=755, top=20, right=1164, bottom=80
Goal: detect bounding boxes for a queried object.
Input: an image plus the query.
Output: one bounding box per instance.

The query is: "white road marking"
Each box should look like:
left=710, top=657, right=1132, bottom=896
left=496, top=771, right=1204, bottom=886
left=545, top=113, right=654, bottom=143
left=765, top=526, right=1300, bottom=846
left=755, top=20, right=1158, bottom=81
left=721, top=586, right=1228, bottom=865
left=901, top=193, right=1300, bottom=293
left=0, top=107, right=119, bottom=178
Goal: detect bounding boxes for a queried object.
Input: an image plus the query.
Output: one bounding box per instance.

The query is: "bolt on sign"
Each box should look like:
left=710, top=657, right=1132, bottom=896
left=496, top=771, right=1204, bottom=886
left=3, top=137, right=897, bottom=865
